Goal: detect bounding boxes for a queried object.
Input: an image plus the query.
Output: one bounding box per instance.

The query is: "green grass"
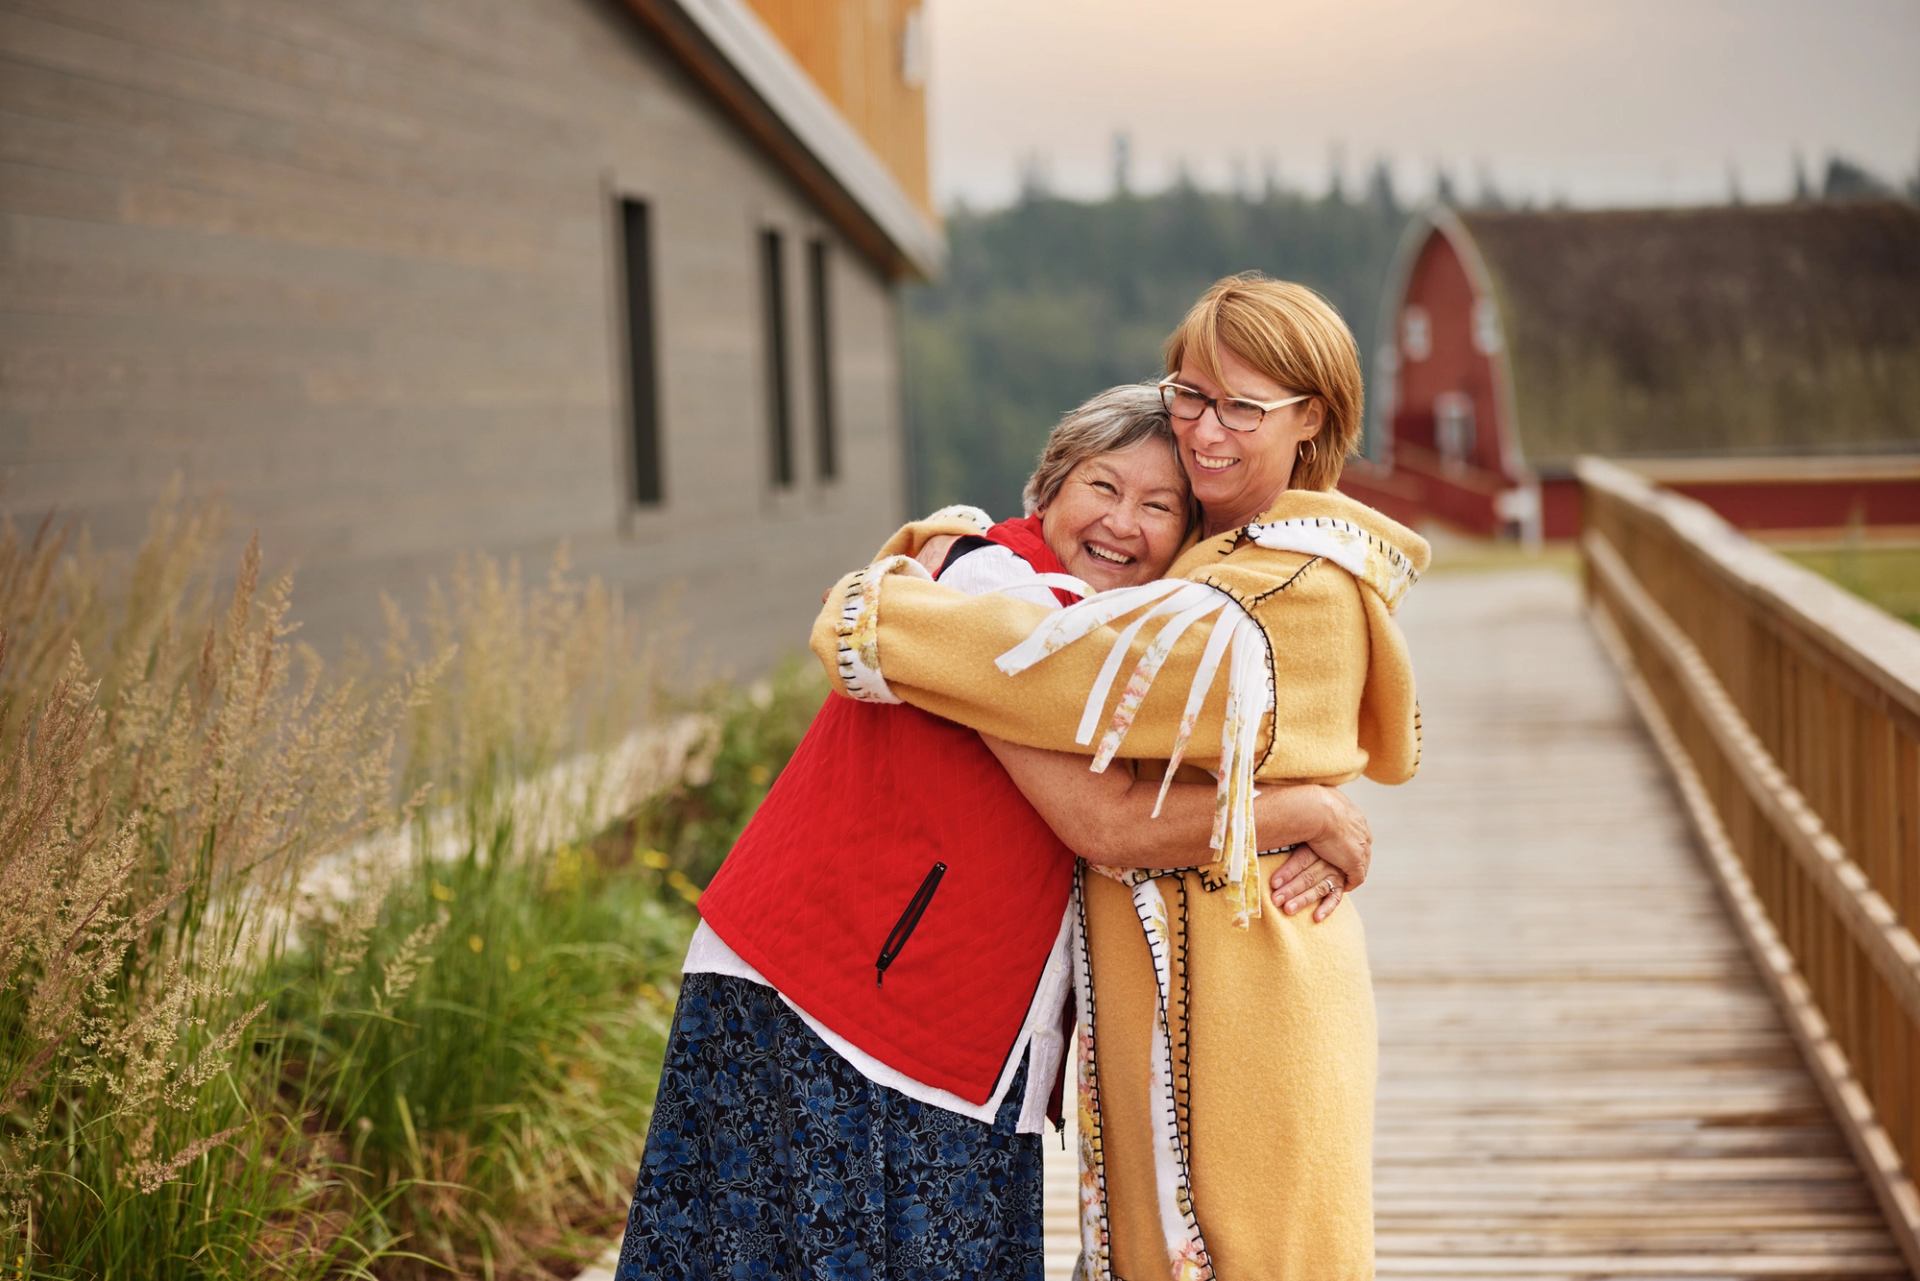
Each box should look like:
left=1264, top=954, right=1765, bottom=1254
left=271, top=815, right=695, bottom=1280
left=1783, top=545, right=1920, bottom=628
left=0, top=495, right=813, bottom=1281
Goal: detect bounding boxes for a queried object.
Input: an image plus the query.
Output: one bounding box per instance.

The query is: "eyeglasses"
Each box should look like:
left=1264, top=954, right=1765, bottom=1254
left=1157, top=378, right=1310, bottom=433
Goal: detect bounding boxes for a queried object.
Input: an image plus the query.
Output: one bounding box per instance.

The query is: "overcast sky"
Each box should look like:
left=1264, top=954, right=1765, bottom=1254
left=925, top=0, right=1920, bottom=210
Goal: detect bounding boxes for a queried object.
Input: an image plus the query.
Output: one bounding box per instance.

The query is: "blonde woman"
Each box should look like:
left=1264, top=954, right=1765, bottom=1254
left=813, top=274, right=1427, bottom=1278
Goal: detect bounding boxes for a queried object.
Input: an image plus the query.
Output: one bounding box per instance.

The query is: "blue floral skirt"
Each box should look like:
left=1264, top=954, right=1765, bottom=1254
left=615, top=972, right=1045, bottom=1281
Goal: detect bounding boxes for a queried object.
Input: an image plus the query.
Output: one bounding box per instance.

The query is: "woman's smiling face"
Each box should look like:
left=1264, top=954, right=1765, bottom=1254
left=1169, top=345, right=1322, bottom=536
left=1038, top=439, right=1189, bottom=592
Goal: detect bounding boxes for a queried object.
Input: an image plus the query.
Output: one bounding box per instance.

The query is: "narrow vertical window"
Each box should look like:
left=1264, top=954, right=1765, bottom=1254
left=1472, top=296, right=1504, bottom=355
left=619, top=198, right=662, bottom=506
left=1435, top=391, right=1477, bottom=463
left=761, top=229, right=794, bottom=489
left=808, top=238, right=837, bottom=482
left=1401, top=305, right=1431, bottom=361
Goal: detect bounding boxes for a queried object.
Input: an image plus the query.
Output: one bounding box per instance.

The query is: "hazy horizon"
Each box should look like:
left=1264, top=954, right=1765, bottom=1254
left=926, top=0, right=1919, bottom=213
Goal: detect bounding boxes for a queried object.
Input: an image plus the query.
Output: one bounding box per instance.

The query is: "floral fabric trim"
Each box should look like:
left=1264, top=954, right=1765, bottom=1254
left=1132, top=876, right=1212, bottom=1278
left=1242, top=515, right=1421, bottom=611
left=1069, top=867, right=1111, bottom=1278
left=1072, top=865, right=1219, bottom=1281
left=833, top=555, right=931, bottom=703
left=925, top=503, right=995, bottom=531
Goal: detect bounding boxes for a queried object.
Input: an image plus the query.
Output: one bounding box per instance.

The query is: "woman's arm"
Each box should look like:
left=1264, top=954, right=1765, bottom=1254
left=914, top=534, right=960, bottom=575
left=979, top=733, right=1361, bottom=874
left=811, top=557, right=1367, bottom=779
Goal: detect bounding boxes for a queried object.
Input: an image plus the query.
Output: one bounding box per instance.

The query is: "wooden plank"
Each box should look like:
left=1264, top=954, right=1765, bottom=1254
left=1589, top=600, right=1920, bottom=1275
left=1585, top=530, right=1920, bottom=1031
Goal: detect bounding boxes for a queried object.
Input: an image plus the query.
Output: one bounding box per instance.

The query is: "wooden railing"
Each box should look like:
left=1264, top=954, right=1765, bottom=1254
left=1578, top=457, right=1920, bottom=1271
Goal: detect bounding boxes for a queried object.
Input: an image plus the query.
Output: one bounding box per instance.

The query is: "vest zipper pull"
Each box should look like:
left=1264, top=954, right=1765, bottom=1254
left=874, top=861, right=947, bottom=988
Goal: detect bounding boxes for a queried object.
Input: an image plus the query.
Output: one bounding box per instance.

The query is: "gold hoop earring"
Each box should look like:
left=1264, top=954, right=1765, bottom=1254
left=1300, top=438, right=1318, bottom=467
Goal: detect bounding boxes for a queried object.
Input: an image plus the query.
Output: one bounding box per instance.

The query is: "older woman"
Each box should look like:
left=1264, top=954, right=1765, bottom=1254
left=811, top=275, right=1428, bottom=1278
left=616, top=385, right=1374, bottom=1280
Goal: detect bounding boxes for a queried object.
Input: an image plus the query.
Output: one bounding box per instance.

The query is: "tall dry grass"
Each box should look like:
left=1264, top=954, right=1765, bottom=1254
left=0, top=491, right=691, bottom=1279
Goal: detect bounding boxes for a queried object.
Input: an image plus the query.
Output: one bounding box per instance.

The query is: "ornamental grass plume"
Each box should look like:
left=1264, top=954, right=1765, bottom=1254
left=298, top=541, right=676, bottom=1279
left=0, top=491, right=430, bottom=1275
left=2, top=480, right=702, bottom=1280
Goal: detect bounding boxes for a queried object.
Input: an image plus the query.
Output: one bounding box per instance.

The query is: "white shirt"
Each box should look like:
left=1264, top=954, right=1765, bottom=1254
left=683, top=541, right=1074, bottom=1133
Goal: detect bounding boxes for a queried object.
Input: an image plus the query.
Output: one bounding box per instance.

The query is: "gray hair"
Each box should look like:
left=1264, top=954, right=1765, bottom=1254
left=1021, top=383, right=1188, bottom=517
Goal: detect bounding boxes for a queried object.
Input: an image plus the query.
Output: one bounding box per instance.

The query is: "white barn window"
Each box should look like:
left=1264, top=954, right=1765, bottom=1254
left=1472, top=297, right=1503, bottom=355
left=1435, top=391, right=1476, bottom=464
left=1401, top=306, right=1431, bottom=361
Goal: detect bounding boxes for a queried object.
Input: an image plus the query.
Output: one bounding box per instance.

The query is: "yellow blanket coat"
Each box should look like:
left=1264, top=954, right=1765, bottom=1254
left=811, top=490, right=1429, bottom=1280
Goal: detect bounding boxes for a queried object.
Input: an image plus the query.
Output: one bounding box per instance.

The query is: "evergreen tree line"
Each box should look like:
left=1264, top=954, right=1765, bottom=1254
left=901, top=149, right=1919, bottom=517
left=901, top=174, right=1405, bottom=518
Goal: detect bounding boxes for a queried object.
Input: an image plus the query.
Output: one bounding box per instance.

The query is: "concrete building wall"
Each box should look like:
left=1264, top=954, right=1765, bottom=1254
left=0, top=0, right=911, bottom=676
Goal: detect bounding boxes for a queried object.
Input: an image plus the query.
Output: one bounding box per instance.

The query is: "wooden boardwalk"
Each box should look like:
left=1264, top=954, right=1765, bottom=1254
left=1042, top=567, right=1912, bottom=1279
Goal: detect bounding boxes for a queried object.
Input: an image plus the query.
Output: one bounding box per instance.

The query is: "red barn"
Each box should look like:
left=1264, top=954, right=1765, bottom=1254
left=1341, top=201, right=1920, bottom=540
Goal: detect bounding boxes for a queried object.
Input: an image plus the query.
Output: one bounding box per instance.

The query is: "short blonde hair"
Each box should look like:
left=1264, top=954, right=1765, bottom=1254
left=1022, top=384, right=1195, bottom=529
left=1162, top=273, right=1363, bottom=491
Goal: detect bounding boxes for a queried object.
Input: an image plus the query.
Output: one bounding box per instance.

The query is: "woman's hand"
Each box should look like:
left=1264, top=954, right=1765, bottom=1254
left=1267, top=787, right=1371, bottom=922
left=914, top=534, right=959, bottom=575
left=822, top=533, right=961, bottom=603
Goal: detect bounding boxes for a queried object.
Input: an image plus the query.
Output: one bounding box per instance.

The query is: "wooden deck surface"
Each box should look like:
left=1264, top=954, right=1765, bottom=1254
left=1042, top=567, right=1911, bottom=1279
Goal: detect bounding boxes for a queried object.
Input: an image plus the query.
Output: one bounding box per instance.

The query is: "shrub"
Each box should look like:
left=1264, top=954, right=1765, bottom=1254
left=2, top=499, right=416, bottom=1277
left=0, top=494, right=719, bottom=1279
left=631, top=660, right=826, bottom=887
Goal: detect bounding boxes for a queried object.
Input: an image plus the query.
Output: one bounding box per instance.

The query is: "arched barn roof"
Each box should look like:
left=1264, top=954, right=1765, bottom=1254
left=1451, top=200, right=1920, bottom=472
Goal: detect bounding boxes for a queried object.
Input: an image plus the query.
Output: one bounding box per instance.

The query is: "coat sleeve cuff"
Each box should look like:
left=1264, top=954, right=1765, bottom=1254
left=828, top=554, right=932, bottom=703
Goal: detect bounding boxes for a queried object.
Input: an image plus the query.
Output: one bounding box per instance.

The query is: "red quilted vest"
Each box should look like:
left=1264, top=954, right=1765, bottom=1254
left=698, top=519, right=1078, bottom=1104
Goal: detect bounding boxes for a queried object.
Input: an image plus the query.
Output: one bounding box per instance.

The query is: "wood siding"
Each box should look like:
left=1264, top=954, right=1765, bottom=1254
left=0, top=0, right=911, bottom=675
left=745, top=0, right=929, bottom=214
